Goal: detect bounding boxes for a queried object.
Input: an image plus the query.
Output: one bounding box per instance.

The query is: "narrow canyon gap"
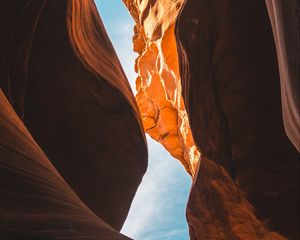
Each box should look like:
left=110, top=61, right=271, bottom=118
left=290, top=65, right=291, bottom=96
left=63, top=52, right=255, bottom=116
left=0, top=0, right=299, bottom=240
left=95, top=1, right=192, bottom=239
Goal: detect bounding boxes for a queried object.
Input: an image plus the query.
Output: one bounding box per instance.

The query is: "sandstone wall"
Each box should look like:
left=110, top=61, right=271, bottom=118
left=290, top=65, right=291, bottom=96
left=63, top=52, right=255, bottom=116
left=176, top=0, right=299, bottom=239
left=0, top=89, right=131, bottom=239
left=0, top=0, right=147, bottom=235
left=123, top=0, right=199, bottom=176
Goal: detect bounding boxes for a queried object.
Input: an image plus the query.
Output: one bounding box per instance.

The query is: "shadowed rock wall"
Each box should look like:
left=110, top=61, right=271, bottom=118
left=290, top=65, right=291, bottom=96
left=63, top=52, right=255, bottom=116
left=0, top=90, right=131, bottom=239
left=0, top=0, right=147, bottom=235
left=176, top=0, right=299, bottom=239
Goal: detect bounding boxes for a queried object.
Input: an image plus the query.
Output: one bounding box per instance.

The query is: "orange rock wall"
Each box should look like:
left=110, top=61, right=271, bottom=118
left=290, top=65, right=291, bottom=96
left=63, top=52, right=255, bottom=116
left=123, top=0, right=199, bottom=176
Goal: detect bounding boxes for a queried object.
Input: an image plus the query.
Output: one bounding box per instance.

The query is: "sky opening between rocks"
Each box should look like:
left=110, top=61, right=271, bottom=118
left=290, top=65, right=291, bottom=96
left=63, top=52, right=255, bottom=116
left=95, top=1, right=191, bottom=240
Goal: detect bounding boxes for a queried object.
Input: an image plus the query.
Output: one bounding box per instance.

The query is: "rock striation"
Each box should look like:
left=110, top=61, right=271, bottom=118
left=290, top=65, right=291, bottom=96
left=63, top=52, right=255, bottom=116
left=123, top=0, right=200, bottom=176
left=0, top=0, right=147, bottom=236
left=0, top=89, right=131, bottom=240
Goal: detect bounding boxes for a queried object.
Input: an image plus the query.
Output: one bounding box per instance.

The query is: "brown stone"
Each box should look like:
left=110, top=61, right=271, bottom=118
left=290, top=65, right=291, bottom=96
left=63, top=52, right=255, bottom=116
left=188, top=157, right=286, bottom=240
left=0, top=90, right=131, bottom=240
left=0, top=0, right=147, bottom=232
left=176, top=0, right=299, bottom=239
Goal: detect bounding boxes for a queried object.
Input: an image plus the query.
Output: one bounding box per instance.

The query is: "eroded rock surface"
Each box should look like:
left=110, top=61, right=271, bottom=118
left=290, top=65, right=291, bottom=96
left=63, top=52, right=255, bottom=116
left=0, top=0, right=147, bottom=233
left=176, top=0, right=299, bottom=239
left=123, top=0, right=199, bottom=176
left=188, top=157, right=286, bottom=240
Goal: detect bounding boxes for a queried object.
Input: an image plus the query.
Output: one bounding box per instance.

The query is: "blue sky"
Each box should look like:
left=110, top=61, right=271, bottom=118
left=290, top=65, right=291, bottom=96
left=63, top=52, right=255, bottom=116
left=95, top=1, right=191, bottom=239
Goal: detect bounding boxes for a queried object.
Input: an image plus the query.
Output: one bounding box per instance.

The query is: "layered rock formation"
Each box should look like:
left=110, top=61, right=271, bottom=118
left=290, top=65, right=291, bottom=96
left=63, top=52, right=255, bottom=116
left=123, top=0, right=200, bottom=176
left=124, top=0, right=299, bottom=239
left=0, top=0, right=147, bottom=237
left=0, top=89, right=130, bottom=239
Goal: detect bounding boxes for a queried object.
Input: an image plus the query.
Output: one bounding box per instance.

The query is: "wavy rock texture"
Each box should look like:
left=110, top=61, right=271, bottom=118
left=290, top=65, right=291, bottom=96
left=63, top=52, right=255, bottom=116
left=0, top=0, right=147, bottom=234
left=176, top=0, right=299, bottom=239
left=0, top=90, right=130, bottom=239
left=123, top=0, right=199, bottom=176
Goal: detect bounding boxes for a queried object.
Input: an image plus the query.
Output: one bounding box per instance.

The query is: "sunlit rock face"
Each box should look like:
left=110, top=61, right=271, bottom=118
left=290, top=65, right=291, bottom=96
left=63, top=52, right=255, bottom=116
left=176, top=0, right=299, bottom=239
left=123, top=0, right=200, bottom=176
left=0, top=0, right=147, bottom=235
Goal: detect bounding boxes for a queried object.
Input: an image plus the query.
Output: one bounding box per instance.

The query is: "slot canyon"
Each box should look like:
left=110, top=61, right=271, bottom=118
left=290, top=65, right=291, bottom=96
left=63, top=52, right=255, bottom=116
left=0, top=0, right=299, bottom=239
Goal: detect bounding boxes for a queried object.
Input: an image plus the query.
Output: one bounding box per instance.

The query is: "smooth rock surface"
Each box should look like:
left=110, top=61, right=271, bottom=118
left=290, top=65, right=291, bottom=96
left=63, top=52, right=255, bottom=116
left=0, top=0, right=147, bottom=231
left=176, top=0, right=299, bottom=239
left=265, top=0, right=300, bottom=152
left=0, top=90, right=131, bottom=240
